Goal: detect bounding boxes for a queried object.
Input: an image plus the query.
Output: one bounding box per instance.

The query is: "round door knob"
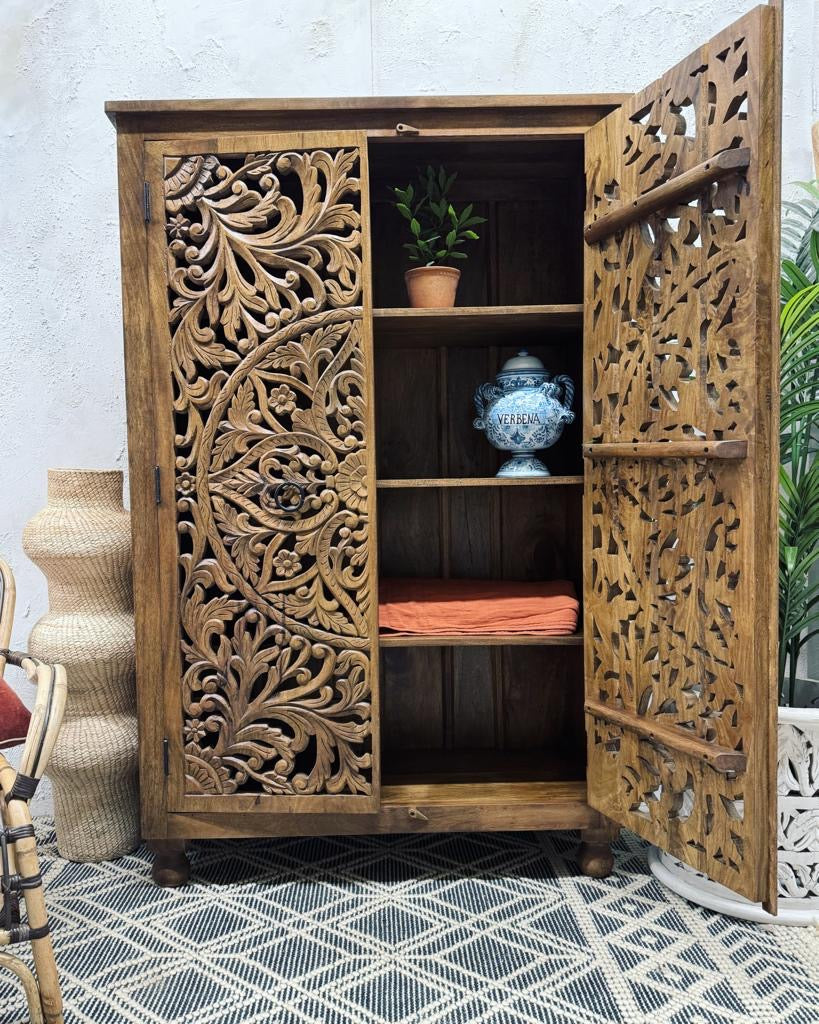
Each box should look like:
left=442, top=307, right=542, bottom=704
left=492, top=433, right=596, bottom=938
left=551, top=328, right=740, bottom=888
left=268, top=480, right=306, bottom=513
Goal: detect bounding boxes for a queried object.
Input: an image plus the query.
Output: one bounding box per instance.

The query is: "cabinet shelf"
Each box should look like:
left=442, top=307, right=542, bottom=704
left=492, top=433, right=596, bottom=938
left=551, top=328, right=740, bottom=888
left=377, top=475, right=583, bottom=489
left=379, top=632, right=583, bottom=647
left=380, top=779, right=593, bottom=819
left=372, top=304, right=583, bottom=347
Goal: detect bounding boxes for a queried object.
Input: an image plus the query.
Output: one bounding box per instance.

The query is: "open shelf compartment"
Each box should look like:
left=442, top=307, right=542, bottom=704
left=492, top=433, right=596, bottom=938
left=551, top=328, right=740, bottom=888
left=370, top=134, right=587, bottom=799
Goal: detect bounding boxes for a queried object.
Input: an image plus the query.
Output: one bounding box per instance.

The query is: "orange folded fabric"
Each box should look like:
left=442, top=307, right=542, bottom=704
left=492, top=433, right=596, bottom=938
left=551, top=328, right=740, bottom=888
left=378, top=578, right=579, bottom=636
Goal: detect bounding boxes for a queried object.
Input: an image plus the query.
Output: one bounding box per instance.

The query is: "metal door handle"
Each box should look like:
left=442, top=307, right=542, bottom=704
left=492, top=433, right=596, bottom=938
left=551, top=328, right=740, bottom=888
left=261, top=480, right=306, bottom=513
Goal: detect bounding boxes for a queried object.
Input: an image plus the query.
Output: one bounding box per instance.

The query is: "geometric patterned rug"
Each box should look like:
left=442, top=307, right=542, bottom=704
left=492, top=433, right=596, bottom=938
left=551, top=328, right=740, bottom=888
left=2, top=821, right=818, bottom=1024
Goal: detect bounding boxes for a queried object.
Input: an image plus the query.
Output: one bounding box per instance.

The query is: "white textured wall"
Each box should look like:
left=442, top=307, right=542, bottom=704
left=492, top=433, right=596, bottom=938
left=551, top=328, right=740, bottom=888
left=1, top=1, right=817, bottom=813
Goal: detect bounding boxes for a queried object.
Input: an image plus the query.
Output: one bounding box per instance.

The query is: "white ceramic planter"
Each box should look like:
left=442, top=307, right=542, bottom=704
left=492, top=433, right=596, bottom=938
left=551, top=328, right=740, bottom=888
left=649, top=705, right=819, bottom=925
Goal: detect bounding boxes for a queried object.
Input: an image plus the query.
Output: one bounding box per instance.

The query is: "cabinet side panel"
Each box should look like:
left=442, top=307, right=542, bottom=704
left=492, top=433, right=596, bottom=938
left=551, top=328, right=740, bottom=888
left=116, top=131, right=165, bottom=838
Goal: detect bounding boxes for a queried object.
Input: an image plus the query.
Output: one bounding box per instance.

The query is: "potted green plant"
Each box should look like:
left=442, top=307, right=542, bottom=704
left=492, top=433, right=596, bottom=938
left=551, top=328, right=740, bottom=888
left=391, top=165, right=485, bottom=308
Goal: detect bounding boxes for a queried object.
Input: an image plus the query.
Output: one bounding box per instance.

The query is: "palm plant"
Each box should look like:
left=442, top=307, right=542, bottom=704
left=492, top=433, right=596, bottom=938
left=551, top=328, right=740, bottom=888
left=782, top=180, right=819, bottom=283
left=779, top=181, right=819, bottom=706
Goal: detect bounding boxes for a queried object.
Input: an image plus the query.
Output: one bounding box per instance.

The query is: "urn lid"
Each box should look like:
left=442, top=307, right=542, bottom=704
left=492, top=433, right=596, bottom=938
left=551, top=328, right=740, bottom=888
left=497, top=350, right=548, bottom=379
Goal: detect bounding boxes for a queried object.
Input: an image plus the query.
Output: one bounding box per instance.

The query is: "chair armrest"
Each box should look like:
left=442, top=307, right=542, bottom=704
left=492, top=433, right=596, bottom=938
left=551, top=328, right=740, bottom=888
left=0, top=650, right=67, bottom=802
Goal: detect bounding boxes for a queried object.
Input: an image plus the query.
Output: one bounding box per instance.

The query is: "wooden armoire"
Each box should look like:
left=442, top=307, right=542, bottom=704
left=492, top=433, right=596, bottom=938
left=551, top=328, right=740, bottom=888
left=109, top=4, right=781, bottom=911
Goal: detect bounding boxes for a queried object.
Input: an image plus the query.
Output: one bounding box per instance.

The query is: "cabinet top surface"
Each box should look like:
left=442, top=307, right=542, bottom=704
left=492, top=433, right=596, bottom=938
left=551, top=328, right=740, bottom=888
left=105, top=93, right=627, bottom=126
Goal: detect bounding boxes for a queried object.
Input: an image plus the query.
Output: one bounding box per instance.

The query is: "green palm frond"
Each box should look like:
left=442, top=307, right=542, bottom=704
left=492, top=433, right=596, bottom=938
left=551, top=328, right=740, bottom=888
left=782, top=180, right=819, bottom=281
left=779, top=182, right=819, bottom=703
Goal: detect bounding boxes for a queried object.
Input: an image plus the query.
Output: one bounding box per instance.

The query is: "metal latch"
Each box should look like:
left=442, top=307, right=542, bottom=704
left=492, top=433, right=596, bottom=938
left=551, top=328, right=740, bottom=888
left=395, top=123, right=420, bottom=136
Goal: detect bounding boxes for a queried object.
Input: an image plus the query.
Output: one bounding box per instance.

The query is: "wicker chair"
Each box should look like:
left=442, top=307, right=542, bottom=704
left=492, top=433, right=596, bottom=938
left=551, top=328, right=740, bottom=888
left=0, top=559, right=67, bottom=1024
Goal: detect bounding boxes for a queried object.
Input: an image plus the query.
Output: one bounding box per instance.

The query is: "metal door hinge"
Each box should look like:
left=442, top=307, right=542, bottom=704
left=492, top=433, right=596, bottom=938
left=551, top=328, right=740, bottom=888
left=154, top=466, right=161, bottom=505
left=162, top=738, right=170, bottom=777
left=395, top=123, right=420, bottom=136
left=143, top=182, right=151, bottom=222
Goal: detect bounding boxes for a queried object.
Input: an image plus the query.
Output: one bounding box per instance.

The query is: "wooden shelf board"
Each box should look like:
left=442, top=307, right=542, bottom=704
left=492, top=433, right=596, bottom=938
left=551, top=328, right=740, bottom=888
left=379, top=632, right=583, bottom=647
left=381, top=779, right=588, bottom=808
left=373, top=304, right=583, bottom=346
left=377, top=475, right=583, bottom=489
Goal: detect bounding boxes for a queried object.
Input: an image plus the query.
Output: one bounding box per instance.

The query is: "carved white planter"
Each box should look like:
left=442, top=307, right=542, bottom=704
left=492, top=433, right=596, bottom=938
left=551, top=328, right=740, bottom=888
left=649, top=705, right=819, bottom=925
left=23, top=469, right=140, bottom=861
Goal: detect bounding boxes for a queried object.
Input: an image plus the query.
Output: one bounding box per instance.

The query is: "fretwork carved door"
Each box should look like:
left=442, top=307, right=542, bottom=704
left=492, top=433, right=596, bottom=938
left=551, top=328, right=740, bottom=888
left=144, top=132, right=379, bottom=813
left=583, top=6, right=780, bottom=910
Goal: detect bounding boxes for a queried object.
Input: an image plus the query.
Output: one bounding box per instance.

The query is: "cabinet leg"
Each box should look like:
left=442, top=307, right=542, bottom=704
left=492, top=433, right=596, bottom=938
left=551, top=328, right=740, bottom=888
left=149, top=840, right=190, bottom=887
left=578, top=822, right=619, bottom=879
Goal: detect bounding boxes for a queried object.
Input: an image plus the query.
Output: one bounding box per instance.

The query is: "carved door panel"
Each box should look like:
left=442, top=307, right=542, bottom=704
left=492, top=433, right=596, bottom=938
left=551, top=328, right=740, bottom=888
left=583, top=7, right=780, bottom=908
left=144, top=133, right=379, bottom=813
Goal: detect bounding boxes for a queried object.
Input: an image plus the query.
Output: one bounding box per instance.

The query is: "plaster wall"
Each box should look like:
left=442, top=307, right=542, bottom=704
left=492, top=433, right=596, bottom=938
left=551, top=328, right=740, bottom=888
left=1, top=0, right=817, bottom=814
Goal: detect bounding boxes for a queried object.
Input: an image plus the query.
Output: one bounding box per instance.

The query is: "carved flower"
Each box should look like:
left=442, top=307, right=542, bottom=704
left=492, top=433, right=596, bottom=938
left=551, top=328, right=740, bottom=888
left=177, top=471, right=195, bottom=495
left=167, top=213, right=190, bottom=240
left=336, top=450, right=368, bottom=511
left=164, top=154, right=220, bottom=213
left=273, top=549, right=302, bottom=578
left=184, top=718, right=207, bottom=744
left=270, top=384, right=296, bottom=416
left=185, top=749, right=233, bottom=795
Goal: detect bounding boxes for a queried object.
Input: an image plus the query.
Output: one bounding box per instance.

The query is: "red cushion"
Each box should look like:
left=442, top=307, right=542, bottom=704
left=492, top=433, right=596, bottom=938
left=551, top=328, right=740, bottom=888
left=0, top=677, right=30, bottom=749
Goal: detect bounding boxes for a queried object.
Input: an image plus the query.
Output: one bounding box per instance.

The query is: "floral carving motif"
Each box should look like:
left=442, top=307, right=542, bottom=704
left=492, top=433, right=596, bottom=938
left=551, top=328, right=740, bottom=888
left=777, top=715, right=819, bottom=899
left=163, top=143, right=374, bottom=800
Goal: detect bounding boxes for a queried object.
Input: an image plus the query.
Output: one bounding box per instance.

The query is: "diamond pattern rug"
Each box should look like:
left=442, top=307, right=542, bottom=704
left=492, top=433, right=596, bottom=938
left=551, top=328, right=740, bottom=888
left=2, top=821, right=818, bottom=1024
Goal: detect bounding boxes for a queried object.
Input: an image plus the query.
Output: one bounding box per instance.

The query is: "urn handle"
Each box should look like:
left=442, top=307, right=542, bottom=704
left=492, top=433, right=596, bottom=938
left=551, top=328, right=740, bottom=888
left=554, top=374, right=575, bottom=414
left=473, top=382, right=503, bottom=430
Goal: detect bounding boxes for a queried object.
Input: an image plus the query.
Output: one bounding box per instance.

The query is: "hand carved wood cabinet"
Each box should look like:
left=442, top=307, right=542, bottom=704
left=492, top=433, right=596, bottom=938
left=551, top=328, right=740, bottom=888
left=109, top=5, right=782, bottom=910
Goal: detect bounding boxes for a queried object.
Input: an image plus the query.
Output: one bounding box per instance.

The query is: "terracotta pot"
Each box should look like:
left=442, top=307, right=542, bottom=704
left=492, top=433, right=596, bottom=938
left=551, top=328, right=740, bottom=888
left=404, top=266, right=461, bottom=308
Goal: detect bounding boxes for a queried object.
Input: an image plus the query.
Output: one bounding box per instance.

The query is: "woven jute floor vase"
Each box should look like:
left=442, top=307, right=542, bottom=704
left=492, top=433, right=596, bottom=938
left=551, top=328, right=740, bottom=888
left=23, top=469, right=139, bottom=861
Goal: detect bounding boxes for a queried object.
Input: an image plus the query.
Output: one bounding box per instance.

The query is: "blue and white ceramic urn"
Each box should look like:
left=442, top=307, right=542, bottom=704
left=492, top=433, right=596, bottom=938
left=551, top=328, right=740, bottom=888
left=473, top=351, right=575, bottom=477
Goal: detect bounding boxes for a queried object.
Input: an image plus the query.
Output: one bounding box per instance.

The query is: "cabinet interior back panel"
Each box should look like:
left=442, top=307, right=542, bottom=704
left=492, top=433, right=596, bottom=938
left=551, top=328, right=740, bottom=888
left=372, top=137, right=586, bottom=783
left=369, top=139, right=585, bottom=307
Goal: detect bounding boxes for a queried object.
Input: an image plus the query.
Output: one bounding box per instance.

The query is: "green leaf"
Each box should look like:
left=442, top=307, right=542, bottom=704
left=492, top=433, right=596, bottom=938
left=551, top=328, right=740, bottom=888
left=406, top=183, right=414, bottom=203
left=435, top=249, right=448, bottom=259
left=396, top=203, right=412, bottom=220
left=438, top=166, right=446, bottom=190
left=446, top=229, right=457, bottom=248
left=410, top=218, right=421, bottom=237
left=784, top=545, right=799, bottom=573
left=463, top=230, right=479, bottom=240
left=449, top=251, right=468, bottom=259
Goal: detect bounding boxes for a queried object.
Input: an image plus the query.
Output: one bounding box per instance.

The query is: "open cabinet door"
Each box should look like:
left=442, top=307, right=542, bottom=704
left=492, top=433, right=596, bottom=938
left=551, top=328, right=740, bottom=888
left=143, top=132, right=379, bottom=814
left=583, top=5, right=780, bottom=910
